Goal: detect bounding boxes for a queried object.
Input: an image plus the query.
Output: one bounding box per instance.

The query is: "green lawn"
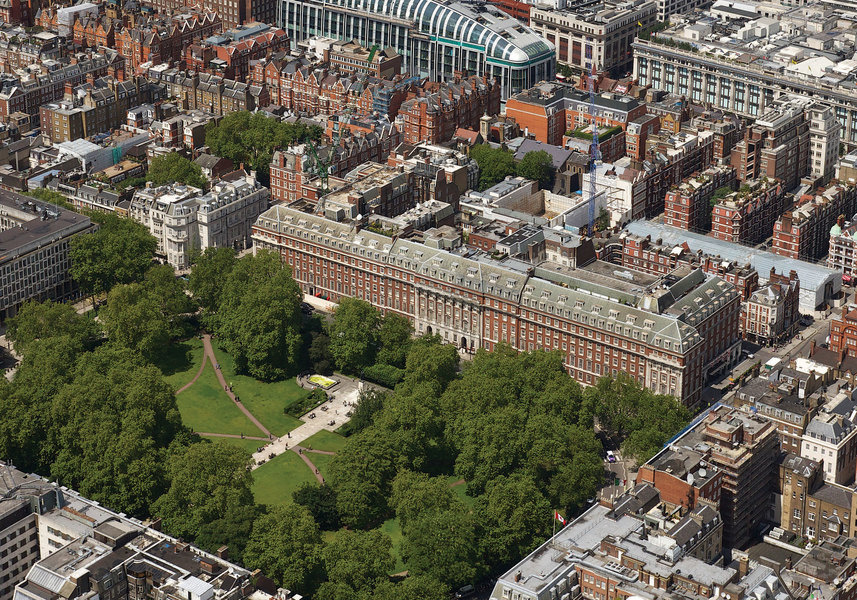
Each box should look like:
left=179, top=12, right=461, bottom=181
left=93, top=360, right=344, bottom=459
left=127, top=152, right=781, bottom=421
left=202, top=435, right=266, bottom=456
left=381, top=517, right=406, bottom=574
left=175, top=362, right=265, bottom=437
left=252, top=450, right=318, bottom=506
left=448, top=475, right=476, bottom=508
left=307, top=452, right=333, bottom=481
left=156, top=338, right=205, bottom=391
left=302, top=430, right=347, bottom=453
left=211, top=340, right=307, bottom=436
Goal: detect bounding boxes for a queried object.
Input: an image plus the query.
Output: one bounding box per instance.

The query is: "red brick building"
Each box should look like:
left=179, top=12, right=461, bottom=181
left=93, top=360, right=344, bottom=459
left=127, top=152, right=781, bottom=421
left=184, top=23, right=288, bottom=82
left=254, top=205, right=742, bottom=407
left=742, top=269, right=800, bottom=347
left=710, top=178, right=787, bottom=246
left=830, top=306, right=857, bottom=355
left=638, top=448, right=724, bottom=511
left=144, top=0, right=273, bottom=29
left=773, top=184, right=857, bottom=261
left=398, top=76, right=500, bottom=145
left=664, top=165, right=736, bottom=234
left=505, top=81, right=645, bottom=147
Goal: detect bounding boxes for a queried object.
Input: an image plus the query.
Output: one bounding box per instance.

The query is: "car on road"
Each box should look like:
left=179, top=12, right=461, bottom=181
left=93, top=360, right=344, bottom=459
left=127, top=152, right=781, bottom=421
left=606, top=450, right=616, bottom=463
left=455, top=585, right=475, bottom=599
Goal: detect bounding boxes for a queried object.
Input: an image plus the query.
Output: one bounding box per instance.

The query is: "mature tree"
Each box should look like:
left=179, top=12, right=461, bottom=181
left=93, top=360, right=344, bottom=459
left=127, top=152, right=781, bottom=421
left=317, top=529, right=394, bottom=598
left=153, top=441, right=255, bottom=540
left=293, top=483, right=340, bottom=530
left=373, top=576, right=449, bottom=600
left=308, top=331, right=332, bottom=375
left=474, top=474, right=551, bottom=566
left=401, top=508, right=479, bottom=588
left=517, top=150, right=555, bottom=189
left=340, top=389, right=388, bottom=436
left=194, top=504, right=263, bottom=565
left=70, top=213, right=157, bottom=298
left=328, top=428, right=398, bottom=529
left=399, top=335, right=460, bottom=396
left=216, top=251, right=303, bottom=380
left=326, top=298, right=381, bottom=374
left=390, top=471, right=460, bottom=532
left=48, top=345, right=184, bottom=517
left=587, top=374, right=689, bottom=462
left=147, top=152, right=207, bottom=189
left=101, top=266, right=195, bottom=361
left=205, top=111, right=322, bottom=182
left=188, top=247, right=237, bottom=312
left=374, top=384, right=448, bottom=472
left=375, top=313, right=413, bottom=368
left=470, top=145, right=516, bottom=190
left=6, top=300, right=100, bottom=354
left=243, top=504, right=324, bottom=594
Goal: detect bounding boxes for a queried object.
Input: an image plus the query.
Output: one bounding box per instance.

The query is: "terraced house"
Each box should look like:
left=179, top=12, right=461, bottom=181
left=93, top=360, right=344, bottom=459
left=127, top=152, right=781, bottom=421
left=253, top=205, right=741, bottom=406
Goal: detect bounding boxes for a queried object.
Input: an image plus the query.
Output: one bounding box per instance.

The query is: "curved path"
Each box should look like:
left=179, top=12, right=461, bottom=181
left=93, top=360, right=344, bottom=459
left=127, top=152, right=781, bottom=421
left=201, top=334, right=272, bottom=439
left=175, top=352, right=208, bottom=395
left=292, top=446, right=325, bottom=484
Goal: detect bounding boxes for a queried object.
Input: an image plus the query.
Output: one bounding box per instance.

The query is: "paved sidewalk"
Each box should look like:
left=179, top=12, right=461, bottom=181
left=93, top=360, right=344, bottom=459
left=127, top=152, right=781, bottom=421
left=251, top=374, right=366, bottom=469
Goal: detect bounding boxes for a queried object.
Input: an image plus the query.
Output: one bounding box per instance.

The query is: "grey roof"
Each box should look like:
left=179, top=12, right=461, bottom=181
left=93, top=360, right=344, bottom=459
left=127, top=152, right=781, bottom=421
left=514, top=139, right=574, bottom=170
left=625, top=220, right=839, bottom=304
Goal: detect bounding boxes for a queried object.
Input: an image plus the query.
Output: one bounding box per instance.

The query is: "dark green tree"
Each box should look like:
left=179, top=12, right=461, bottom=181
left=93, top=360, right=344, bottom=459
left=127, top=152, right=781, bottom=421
left=517, top=150, right=555, bottom=189
left=243, top=504, right=324, bottom=594
left=326, top=298, right=381, bottom=374
left=69, top=213, right=157, bottom=298
left=147, top=153, right=207, bottom=189
left=293, top=483, right=341, bottom=530
left=470, top=145, right=516, bottom=190
left=216, top=251, right=303, bottom=380
left=340, top=389, right=388, bottom=436
left=6, top=300, right=100, bottom=354
left=188, top=247, right=237, bottom=312
left=194, top=504, right=263, bottom=565
left=401, top=508, right=479, bottom=588
left=153, top=441, right=255, bottom=540
left=390, top=471, right=460, bottom=531
left=376, top=313, right=413, bottom=368
left=316, top=529, right=394, bottom=598
left=372, top=576, right=449, bottom=600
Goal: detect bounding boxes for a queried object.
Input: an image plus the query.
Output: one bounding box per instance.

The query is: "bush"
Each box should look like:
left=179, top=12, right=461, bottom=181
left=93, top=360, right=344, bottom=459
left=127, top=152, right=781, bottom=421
left=362, top=363, right=404, bottom=389
left=286, top=388, right=328, bottom=418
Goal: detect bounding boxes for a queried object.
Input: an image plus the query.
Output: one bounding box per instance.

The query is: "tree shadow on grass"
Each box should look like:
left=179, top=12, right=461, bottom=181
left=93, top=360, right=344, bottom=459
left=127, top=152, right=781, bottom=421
left=154, top=340, right=196, bottom=377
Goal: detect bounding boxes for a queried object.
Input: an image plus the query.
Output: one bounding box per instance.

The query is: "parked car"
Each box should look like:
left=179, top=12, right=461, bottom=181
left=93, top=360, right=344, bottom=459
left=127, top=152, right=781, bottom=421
left=606, top=450, right=616, bottom=463
left=455, top=585, right=475, bottom=599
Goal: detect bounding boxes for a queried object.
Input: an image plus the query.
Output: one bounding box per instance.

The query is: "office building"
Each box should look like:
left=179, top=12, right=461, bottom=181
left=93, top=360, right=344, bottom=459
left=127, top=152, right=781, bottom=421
left=254, top=204, right=742, bottom=406
left=800, top=391, right=857, bottom=486
left=130, top=173, right=270, bottom=269
left=529, top=0, right=657, bottom=77
left=0, top=190, right=96, bottom=321
left=276, top=0, right=555, bottom=100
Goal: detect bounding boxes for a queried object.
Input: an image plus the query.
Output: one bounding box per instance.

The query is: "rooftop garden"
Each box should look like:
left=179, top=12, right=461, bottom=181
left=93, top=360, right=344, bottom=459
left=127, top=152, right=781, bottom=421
left=567, top=124, right=624, bottom=143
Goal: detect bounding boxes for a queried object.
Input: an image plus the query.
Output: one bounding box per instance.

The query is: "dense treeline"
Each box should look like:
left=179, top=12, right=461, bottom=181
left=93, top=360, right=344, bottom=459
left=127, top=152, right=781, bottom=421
left=0, top=238, right=689, bottom=600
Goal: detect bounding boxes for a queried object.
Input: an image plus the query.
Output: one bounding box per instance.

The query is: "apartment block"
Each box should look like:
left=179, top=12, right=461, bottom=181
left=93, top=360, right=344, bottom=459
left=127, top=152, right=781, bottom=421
left=505, top=81, right=646, bottom=147
left=808, top=104, right=841, bottom=186
left=254, top=205, right=742, bottom=406
left=801, top=391, right=857, bottom=486
left=829, top=305, right=857, bottom=355
left=308, top=38, right=403, bottom=79
left=741, top=269, right=800, bottom=347
left=317, top=162, right=415, bottom=220
left=710, top=178, right=787, bottom=246
left=529, top=0, right=657, bottom=77
left=146, top=68, right=267, bottom=115
left=828, top=215, right=857, bottom=277
left=773, top=184, right=857, bottom=261
left=0, top=190, right=96, bottom=321
left=144, top=0, right=274, bottom=28
left=398, top=77, right=501, bottom=146
left=129, top=173, right=269, bottom=269
left=184, top=22, right=289, bottom=82
left=637, top=448, right=724, bottom=511
left=664, top=166, right=736, bottom=233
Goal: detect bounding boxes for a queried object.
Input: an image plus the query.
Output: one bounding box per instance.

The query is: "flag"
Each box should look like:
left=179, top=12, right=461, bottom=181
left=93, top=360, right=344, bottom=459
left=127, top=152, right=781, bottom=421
left=554, top=511, right=566, bottom=525
left=638, top=21, right=643, bottom=27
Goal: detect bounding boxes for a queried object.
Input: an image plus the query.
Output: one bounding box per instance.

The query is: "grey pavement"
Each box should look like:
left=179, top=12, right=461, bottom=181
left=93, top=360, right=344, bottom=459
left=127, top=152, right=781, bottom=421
left=251, top=374, right=368, bottom=469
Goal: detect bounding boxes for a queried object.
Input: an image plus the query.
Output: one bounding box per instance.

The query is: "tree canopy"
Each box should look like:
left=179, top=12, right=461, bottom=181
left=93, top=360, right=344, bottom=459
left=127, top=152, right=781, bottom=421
left=6, top=300, right=100, bottom=354
left=205, top=111, right=322, bottom=182
left=69, top=213, right=157, bottom=298
left=214, top=251, right=304, bottom=380
left=517, top=150, right=555, bottom=190
left=147, top=153, right=207, bottom=189
left=188, top=247, right=238, bottom=313
left=470, top=145, right=516, bottom=190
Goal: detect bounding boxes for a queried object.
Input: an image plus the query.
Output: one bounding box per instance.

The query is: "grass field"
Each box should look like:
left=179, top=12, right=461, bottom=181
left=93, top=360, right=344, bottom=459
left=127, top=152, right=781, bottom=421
left=302, top=430, right=347, bottom=453
left=448, top=475, right=476, bottom=508
left=252, top=450, right=318, bottom=506
left=202, top=435, right=266, bottom=455
left=175, top=361, right=265, bottom=437
left=156, top=338, right=205, bottom=391
left=307, top=452, right=333, bottom=481
left=381, top=517, right=406, bottom=574
left=212, top=340, right=307, bottom=436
